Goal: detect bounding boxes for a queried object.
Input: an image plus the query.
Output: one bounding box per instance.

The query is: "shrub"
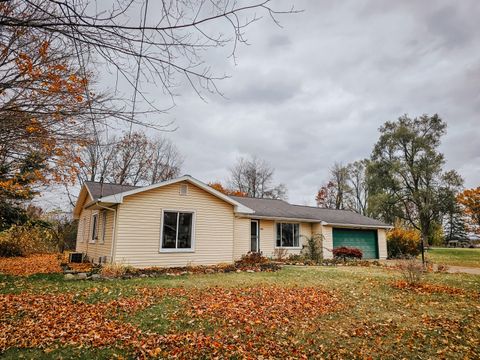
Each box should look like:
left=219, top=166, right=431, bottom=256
left=436, top=263, right=449, bottom=273
left=0, top=239, right=24, bottom=257
left=0, top=223, right=57, bottom=257
left=397, top=257, right=424, bottom=285
left=235, top=251, right=268, bottom=266
left=100, top=263, right=134, bottom=278
left=332, top=247, right=363, bottom=261
left=287, top=254, right=304, bottom=262
left=301, top=234, right=324, bottom=263
left=387, top=227, right=421, bottom=258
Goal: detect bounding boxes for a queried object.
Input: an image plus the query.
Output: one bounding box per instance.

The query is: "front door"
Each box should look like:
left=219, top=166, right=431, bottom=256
left=250, top=220, right=259, bottom=252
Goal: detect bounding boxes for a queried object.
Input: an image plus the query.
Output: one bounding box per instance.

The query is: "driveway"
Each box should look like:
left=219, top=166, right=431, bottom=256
left=444, top=265, right=480, bottom=275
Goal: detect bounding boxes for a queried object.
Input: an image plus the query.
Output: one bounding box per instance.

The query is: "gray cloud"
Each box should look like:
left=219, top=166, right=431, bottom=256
left=163, top=0, right=480, bottom=205
left=44, top=0, right=480, bottom=210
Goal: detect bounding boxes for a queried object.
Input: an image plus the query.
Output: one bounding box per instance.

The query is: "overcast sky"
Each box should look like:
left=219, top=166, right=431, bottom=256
left=39, top=0, right=480, bottom=209
left=152, top=0, right=479, bottom=205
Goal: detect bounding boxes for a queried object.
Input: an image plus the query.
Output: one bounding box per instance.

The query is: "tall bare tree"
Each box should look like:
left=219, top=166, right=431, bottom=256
left=1, top=0, right=297, bottom=124
left=229, top=156, right=287, bottom=199
left=316, top=163, right=351, bottom=209
left=78, top=131, right=182, bottom=186
left=148, top=137, right=183, bottom=184
left=347, top=160, right=369, bottom=215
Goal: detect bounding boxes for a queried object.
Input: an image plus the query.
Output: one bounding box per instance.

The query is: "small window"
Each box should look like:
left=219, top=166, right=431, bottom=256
left=276, top=223, right=300, bottom=248
left=161, top=211, right=194, bottom=251
left=101, top=211, right=107, bottom=244
left=91, top=213, right=98, bottom=242
left=179, top=184, right=188, bottom=196
left=78, top=218, right=84, bottom=243
left=82, top=217, right=87, bottom=243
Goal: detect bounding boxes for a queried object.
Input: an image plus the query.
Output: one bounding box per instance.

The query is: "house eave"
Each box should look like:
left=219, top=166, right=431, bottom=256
left=321, top=221, right=393, bottom=229
left=240, top=214, right=321, bottom=223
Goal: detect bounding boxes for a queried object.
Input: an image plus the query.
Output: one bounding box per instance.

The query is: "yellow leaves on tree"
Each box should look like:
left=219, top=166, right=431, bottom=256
left=457, top=187, right=480, bottom=234
left=387, top=226, right=422, bottom=258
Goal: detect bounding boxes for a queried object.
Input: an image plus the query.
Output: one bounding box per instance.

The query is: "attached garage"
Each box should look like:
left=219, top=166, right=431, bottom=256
left=332, top=228, right=379, bottom=259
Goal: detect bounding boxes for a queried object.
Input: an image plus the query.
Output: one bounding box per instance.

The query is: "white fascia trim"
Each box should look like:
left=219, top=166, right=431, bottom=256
left=73, top=184, right=94, bottom=219
left=244, top=215, right=320, bottom=223
left=321, top=221, right=393, bottom=229
left=97, top=175, right=255, bottom=214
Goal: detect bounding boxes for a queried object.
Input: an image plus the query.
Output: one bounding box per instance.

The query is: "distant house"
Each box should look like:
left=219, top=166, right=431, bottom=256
left=73, top=175, right=391, bottom=267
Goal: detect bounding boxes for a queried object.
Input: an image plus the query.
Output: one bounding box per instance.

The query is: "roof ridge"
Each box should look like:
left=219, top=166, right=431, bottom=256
left=289, top=203, right=358, bottom=213
left=84, top=180, right=141, bottom=187
left=229, top=195, right=287, bottom=202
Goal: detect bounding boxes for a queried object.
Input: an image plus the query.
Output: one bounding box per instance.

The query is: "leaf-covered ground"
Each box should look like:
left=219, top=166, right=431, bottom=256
left=1, top=266, right=479, bottom=359
left=0, top=254, right=62, bottom=276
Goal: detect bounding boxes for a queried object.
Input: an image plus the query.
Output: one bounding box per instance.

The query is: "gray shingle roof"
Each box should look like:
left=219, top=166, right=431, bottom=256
left=84, top=181, right=139, bottom=201
left=230, top=196, right=389, bottom=227
left=83, top=181, right=389, bottom=227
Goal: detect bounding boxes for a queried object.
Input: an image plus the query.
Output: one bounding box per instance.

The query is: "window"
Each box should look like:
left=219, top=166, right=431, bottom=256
left=78, top=218, right=84, bottom=243
left=161, top=211, right=194, bottom=251
left=276, top=223, right=300, bottom=248
left=83, top=217, right=87, bottom=242
left=90, top=213, right=98, bottom=242
left=101, top=211, right=107, bottom=244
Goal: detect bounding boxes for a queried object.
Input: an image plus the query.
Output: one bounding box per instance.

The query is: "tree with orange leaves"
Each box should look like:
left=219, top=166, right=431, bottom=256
left=0, top=4, right=108, bottom=229
left=208, top=182, right=247, bottom=197
left=457, top=187, right=480, bottom=234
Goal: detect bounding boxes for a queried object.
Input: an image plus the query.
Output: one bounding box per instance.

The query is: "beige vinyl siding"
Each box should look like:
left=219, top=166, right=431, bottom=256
left=113, top=181, right=235, bottom=267
left=321, top=225, right=334, bottom=259
left=75, top=208, right=114, bottom=263
left=233, top=217, right=250, bottom=260
left=75, top=191, right=92, bottom=253
left=310, top=223, right=334, bottom=259
left=259, top=220, right=312, bottom=258
left=377, top=229, right=387, bottom=259
left=75, top=212, right=88, bottom=252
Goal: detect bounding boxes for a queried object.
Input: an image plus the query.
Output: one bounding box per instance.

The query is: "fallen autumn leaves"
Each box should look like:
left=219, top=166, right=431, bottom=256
left=0, top=254, right=61, bottom=276
left=0, top=286, right=340, bottom=359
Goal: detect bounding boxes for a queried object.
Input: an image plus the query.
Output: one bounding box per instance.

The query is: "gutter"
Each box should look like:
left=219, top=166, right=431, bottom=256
left=240, top=215, right=321, bottom=223
left=321, top=221, right=393, bottom=230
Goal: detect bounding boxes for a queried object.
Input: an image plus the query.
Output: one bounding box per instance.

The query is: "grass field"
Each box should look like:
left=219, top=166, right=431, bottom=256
left=426, top=247, right=480, bottom=267
left=1, top=265, right=479, bottom=359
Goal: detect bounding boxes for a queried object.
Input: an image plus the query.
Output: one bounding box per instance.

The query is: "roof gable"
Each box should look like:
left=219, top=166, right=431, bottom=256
left=90, top=176, right=254, bottom=214
left=84, top=181, right=139, bottom=201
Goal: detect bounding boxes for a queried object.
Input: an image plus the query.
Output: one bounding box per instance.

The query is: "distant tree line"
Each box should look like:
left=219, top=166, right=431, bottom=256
left=315, top=114, right=478, bottom=246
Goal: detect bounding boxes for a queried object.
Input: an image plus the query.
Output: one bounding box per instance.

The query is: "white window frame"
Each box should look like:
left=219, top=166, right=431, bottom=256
left=275, top=222, right=301, bottom=249
left=159, top=209, right=196, bottom=253
left=90, top=212, right=99, bottom=243
left=101, top=210, right=107, bottom=244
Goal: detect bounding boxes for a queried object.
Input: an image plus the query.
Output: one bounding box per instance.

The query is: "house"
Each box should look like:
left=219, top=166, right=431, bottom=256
left=73, top=175, right=391, bottom=267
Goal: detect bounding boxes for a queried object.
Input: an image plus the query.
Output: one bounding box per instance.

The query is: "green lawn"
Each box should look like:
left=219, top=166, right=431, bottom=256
left=426, top=247, right=480, bottom=267
left=1, top=266, right=479, bottom=359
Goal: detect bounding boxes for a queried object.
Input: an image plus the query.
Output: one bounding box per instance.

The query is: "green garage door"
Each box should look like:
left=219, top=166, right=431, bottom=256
left=332, top=228, right=379, bottom=259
